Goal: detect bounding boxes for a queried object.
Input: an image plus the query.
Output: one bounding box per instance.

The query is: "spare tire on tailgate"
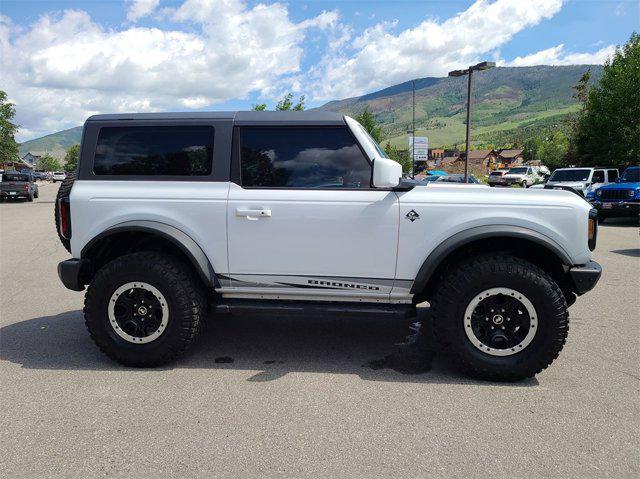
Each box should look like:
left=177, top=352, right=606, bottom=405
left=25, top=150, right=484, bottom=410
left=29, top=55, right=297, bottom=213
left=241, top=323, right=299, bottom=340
left=54, top=171, right=76, bottom=253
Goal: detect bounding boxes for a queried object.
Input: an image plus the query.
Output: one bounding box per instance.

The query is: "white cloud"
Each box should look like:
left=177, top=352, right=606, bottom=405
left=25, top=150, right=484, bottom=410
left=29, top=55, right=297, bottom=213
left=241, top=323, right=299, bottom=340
left=127, top=0, right=160, bottom=22
left=2, top=0, right=338, bottom=141
left=309, top=0, right=565, bottom=100
left=507, top=43, right=616, bottom=66
left=5, top=0, right=610, bottom=142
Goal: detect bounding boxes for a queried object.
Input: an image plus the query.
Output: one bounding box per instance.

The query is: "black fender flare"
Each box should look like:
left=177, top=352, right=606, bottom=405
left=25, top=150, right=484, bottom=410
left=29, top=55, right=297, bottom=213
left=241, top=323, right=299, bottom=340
left=81, top=220, right=217, bottom=287
left=410, top=225, right=573, bottom=294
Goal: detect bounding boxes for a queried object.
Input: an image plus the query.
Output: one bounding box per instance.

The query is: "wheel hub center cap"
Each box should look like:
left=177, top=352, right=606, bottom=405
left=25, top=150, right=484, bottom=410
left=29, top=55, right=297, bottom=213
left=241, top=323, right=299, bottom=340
left=492, top=314, right=504, bottom=325
left=137, top=306, right=148, bottom=316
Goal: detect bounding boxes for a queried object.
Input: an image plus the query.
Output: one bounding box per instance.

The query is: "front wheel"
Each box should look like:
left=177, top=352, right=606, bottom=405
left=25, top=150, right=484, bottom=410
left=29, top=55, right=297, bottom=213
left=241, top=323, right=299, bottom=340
left=430, top=254, right=568, bottom=381
left=84, top=251, right=206, bottom=367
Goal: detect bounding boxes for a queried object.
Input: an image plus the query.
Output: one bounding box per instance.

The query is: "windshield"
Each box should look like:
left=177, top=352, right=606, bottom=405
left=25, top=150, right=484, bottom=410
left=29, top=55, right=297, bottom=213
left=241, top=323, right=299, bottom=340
left=354, top=122, right=389, bottom=159
left=2, top=173, right=28, bottom=182
left=508, top=167, right=528, bottom=174
left=549, top=169, right=591, bottom=182
left=620, top=168, right=640, bottom=182
left=54, top=172, right=65, bottom=175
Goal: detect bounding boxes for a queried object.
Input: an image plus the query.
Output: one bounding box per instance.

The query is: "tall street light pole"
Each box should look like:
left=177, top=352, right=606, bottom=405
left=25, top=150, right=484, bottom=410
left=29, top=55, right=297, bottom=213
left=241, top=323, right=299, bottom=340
left=448, top=61, right=495, bottom=182
left=412, top=79, right=416, bottom=177
left=407, top=79, right=417, bottom=178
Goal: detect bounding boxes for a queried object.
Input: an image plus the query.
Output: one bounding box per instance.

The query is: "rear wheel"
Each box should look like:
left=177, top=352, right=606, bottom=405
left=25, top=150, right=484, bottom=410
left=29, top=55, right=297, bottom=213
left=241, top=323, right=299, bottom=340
left=430, top=254, right=568, bottom=381
left=27, top=193, right=34, bottom=202
left=84, top=251, right=206, bottom=367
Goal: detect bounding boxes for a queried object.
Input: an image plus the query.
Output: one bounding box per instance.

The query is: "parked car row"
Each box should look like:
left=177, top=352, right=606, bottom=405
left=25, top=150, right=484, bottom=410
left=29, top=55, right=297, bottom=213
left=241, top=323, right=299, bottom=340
left=0, top=169, right=67, bottom=183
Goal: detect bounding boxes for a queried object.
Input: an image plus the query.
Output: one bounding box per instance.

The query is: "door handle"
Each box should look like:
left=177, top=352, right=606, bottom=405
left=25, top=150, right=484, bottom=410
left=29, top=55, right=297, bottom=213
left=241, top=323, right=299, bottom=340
left=236, top=208, right=271, bottom=220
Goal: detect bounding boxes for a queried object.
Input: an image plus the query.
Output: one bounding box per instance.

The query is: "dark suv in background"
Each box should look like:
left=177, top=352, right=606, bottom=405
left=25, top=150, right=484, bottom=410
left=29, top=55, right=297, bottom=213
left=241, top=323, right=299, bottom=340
left=593, top=166, right=640, bottom=222
left=0, top=171, right=39, bottom=202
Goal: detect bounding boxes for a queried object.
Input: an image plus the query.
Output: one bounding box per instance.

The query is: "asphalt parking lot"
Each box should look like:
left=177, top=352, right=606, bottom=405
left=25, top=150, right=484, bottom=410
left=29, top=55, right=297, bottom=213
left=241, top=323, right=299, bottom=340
left=1, top=183, right=638, bottom=478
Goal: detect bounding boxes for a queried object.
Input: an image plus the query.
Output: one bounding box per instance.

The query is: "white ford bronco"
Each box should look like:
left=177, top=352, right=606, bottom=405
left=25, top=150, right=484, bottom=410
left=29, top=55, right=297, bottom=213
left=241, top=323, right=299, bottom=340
left=56, top=111, right=601, bottom=381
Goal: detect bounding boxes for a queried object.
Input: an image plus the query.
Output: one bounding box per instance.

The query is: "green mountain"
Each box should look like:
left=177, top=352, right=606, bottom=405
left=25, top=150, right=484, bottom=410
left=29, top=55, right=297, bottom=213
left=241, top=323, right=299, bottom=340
left=18, top=65, right=602, bottom=158
left=320, top=65, right=602, bottom=149
left=19, top=126, right=83, bottom=159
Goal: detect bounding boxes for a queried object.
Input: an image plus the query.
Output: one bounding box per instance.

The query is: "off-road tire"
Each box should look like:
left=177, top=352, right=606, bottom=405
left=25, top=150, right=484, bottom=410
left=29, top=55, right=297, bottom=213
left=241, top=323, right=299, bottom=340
left=430, top=254, right=569, bottom=381
left=84, top=251, right=206, bottom=367
left=54, top=171, right=76, bottom=253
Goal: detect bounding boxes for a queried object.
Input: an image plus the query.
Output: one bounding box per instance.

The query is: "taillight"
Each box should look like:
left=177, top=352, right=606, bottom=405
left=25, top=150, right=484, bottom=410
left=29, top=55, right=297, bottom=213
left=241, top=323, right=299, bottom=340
left=24, top=184, right=29, bottom=191
left=58, top=198, right=72, bottom=239
left=588, top=208, right=597, bottom=251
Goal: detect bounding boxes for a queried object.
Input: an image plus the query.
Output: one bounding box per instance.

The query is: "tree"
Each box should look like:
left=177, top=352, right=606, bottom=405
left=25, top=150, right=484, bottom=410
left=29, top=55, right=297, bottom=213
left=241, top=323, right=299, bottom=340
left=572, top=33, right=640, bottom=167
left=276, top=93, right=305, bottom=111
left=251, top=93, right=305, bottom=111
left=565, top=69, right=592, bottom=164
left=37, top=154, right=62, bottom=172
left=536, top=132, right=569, bottom=170
left=354, top=106, right=382, bottom=142
left=63, top=144, right=80, bottom=172
left=0, top=90, right=20, bottom=170
left=384, top=142, right=412, bottom=173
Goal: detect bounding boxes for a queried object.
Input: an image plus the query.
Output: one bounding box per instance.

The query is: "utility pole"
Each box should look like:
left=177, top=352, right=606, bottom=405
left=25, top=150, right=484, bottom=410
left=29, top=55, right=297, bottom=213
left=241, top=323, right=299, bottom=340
left=412, top=79, right=416, bottom=178
left=449, top=61, right=495, bottom=182
left=464, top=68, right=473, bottom=183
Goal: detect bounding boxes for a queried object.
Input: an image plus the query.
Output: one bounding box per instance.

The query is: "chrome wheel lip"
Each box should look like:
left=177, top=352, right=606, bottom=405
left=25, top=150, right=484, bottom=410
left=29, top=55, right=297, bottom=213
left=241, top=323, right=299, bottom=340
left=463, top=287, right=537, bottom=357
left=108, top=282, right=169, bottom=344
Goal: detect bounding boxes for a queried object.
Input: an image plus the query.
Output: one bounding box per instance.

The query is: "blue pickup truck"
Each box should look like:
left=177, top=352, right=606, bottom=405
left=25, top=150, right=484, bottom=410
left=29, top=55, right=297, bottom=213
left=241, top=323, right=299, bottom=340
left=592, top=166, right=640, bottom=222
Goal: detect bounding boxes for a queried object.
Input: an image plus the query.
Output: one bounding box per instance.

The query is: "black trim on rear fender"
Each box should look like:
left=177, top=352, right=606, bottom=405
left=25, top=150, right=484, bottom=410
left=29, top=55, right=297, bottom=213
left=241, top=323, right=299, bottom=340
left=81, top=221, right=217, bottom=288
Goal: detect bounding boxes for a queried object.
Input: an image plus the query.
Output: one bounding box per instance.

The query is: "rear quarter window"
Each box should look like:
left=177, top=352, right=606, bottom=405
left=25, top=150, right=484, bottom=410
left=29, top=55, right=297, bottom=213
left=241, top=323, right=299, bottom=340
left=93, top=126, right=213, bottom=176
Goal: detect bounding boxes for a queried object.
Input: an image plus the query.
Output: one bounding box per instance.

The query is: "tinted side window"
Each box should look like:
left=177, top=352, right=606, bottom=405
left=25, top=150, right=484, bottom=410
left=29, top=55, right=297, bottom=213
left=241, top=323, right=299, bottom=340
left=94, top=126, right=213, bottom=176
left=240, top=127, right=371, bottom=188
left=592, top=170, right=605, bottom=183
left=608, top=169, right=618, bottom=182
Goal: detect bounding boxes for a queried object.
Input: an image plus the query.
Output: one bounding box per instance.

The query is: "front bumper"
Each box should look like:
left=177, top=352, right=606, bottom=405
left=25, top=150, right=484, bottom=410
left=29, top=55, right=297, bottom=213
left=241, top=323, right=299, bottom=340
left=593, top=200, right=640, bottom=217
left=569, top=260, right=602, bottom=295
left=502, top=177, right=523, bottom=185
left=58, top=258, right=85, bottom=291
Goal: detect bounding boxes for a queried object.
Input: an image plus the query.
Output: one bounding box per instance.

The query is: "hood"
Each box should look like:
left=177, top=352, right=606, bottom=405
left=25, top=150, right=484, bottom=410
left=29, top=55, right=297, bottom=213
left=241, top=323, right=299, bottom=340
left=416, top=182, right=590, bottom=207
left=598, top=181, right=640, bottom=190
left=546, top=181, right=587, bottom=189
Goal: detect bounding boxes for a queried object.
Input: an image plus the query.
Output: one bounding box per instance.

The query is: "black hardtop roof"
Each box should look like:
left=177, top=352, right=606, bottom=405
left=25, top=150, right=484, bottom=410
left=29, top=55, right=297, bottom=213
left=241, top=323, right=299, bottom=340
left=86, top=110, right=345, bottom=126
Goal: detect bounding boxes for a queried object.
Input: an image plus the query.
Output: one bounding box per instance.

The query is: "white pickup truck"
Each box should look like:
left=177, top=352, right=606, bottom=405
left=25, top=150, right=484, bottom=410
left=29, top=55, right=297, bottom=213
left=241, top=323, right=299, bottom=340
left=55, top=111, right=601, bottom=381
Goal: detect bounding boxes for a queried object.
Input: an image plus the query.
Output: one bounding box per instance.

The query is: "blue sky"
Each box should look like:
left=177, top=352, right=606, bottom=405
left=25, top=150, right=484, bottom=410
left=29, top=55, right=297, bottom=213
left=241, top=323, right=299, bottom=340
left=1, top=0, right=637, bottom=141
